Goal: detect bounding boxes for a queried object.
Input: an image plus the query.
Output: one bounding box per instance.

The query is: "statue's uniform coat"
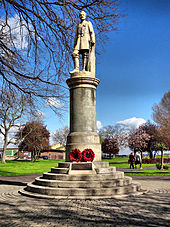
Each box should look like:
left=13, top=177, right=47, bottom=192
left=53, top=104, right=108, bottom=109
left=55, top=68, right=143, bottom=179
left=74, top=21, right=95, bottom=51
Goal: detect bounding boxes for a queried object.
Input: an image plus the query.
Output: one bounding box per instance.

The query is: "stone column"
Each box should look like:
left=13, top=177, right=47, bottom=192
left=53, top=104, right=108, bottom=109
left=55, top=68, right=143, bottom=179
left=66, top=71, right=101, bottom=161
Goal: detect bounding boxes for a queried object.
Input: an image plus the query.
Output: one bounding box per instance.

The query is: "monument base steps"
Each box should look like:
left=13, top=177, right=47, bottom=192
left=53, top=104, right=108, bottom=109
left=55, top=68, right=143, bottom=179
left=19, top=162, right=147, bottom=199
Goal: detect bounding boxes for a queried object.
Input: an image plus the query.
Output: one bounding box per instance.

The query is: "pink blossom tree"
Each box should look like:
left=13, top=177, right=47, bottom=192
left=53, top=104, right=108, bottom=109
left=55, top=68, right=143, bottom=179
left=102, top=138, right=119, bottom=157
left=128, top=128, right=151, bottom=158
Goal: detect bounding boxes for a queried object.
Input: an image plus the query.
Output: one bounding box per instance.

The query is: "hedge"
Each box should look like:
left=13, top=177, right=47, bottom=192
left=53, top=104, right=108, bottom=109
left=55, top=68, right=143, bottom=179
left=142, top=158, right=170, bottom=164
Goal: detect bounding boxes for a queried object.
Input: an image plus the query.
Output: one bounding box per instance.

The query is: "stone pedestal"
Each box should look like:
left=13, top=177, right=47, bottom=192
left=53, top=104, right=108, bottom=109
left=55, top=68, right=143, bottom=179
left=20, top=162, right=145, bottom=199
left=66, top=71, right=101, bottom=161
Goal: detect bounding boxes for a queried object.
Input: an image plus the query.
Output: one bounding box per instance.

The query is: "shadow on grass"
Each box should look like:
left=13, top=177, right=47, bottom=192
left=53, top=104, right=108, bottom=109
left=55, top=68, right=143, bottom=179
left=0, top=180, right=27, bottom=186
left=13, top=160, right=40, bottom=162
left=0, top=170, right=18, bottom=176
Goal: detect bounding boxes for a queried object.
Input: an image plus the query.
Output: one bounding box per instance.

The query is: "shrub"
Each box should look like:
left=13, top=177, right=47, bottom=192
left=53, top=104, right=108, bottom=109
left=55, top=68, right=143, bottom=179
left=156, top=163, right=169, bottom=170
left=156, top=163, right=161, bottom=169
left=142, top=158, right=170, bottom=164
left=163, top=165, right=169, bottom=170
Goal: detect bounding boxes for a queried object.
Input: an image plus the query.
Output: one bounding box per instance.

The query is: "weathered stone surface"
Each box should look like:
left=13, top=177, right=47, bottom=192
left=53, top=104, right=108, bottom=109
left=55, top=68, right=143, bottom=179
left=25, top=182, right=141, bottom=196
left=42, top=171, right=124, bottom=181
left=67, top=80, right=98, bottom=133
left=51, top=167, right=69, bottom=174
left=34, top=176, right=132, bottom=188
left=58, top=161, right=109, bottom=169
left=93, top=161, right=109, bottom=168
left=71, top=162, right=92, bottom=170
left=95, top=167, right=116, bottom=174
left=66, top=76, right=101, bottom=162
left=70, top=71, right=93, bottom=78
left=68, top=170, right=96, bottom=175
left=19, top=163, right=145, bottom=199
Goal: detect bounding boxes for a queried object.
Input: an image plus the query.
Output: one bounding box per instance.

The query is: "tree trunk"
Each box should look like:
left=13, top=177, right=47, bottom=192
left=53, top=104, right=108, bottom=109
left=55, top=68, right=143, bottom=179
left=31, top=148, right=37, bottom=162
left=154, top=150, right=157, bottom=158
left=149, top=150, right=153, bottom=159
left=31, top=150, right=35, bottom=162
left=1, top=135, right=8, bottom=164
left=161, top=150, right=164, bottom=170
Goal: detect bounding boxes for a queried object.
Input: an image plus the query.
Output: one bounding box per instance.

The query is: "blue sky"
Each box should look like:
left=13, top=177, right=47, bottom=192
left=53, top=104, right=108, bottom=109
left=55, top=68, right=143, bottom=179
left=44, top=0, right=170, bottom=135
left=0, top=0, right=169, bottom=147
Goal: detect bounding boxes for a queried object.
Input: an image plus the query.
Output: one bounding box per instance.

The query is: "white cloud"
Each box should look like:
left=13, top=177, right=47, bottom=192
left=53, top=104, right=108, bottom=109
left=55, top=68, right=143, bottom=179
left=0, top=124, right=21, bottom=148
left=96, top=121, right=103, bottom=130
left=8, top=124, right=21, bottom=134
left=0, top=14, right=29, bottom=50
left=0, top=134, right=3, bottom=143
left=116, top=117, right=146, bottom=130
left=46, top=97, right=63, bottom=108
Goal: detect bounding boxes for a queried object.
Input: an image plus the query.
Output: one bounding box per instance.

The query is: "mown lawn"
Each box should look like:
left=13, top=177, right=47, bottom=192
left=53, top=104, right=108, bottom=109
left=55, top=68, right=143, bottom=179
left=102, top=158, right=161, bottom=168
left=0, top=157, right=169, bottom=176
left=103, top=156, right=170, bottom=175
left=124, top=169, right=170, bottom=175
left=0, top=159, right=64, bottom=176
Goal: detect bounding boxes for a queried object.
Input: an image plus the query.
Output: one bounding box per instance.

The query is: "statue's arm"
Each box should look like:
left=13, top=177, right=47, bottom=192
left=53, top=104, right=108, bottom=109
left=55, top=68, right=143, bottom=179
left=88, top=21, right=95, bottom=45
left=74, top=25, right=78, bottom=48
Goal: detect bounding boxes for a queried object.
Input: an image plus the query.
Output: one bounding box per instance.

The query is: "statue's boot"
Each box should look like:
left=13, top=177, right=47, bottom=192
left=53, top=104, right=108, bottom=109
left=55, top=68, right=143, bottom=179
left=70, top=57, right=79, bottom=73
left=82, top=53, right=88, bottom=72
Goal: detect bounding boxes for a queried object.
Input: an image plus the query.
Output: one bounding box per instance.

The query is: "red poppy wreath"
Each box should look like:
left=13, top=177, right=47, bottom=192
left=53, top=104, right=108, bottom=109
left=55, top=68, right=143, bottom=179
left=82, top=149, right=95, bottom=162
left=70, top=148, right=82, bottom=162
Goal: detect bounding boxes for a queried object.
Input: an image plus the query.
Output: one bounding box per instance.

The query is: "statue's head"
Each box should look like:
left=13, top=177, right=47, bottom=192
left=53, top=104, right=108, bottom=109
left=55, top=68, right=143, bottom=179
left=79, top=11, right=86, bottom=21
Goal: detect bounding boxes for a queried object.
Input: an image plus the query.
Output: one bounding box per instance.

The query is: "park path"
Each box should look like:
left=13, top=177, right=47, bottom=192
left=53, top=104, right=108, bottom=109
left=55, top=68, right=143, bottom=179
left=0, top=173, right=169, bottom=226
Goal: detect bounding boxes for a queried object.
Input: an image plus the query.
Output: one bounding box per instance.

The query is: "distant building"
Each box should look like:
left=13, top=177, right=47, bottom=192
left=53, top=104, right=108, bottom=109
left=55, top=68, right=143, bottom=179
left=0, top=143, right=65, bottom=160
left=41, top=143, right=65, bottom=160
left=0, top=148, right=18, bottom=160
left=17, top=150, right=31, bottom=159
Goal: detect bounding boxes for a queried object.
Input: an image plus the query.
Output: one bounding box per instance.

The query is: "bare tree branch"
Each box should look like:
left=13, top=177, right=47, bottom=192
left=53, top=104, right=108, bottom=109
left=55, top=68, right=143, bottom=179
left=0, top=86, right=34, bottom=163
left=0, top=0, right=120, bottom=105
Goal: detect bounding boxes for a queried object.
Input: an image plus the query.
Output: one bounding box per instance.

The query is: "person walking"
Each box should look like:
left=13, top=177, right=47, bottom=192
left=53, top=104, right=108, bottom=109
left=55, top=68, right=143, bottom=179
left=128, top=152, right=135, bottom=169
left=135, top=152, right=142, bottom=169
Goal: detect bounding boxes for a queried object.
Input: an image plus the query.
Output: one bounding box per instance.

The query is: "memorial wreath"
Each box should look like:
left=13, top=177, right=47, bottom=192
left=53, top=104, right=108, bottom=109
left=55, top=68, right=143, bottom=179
left=82, top=148, right=95, bottom=162
left=70, top=148, right=82, bottom=162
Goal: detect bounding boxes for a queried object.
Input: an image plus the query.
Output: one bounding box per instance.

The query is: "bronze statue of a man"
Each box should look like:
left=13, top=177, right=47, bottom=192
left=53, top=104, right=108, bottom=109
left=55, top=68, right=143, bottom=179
left=71, top=11, right=95, bottom=74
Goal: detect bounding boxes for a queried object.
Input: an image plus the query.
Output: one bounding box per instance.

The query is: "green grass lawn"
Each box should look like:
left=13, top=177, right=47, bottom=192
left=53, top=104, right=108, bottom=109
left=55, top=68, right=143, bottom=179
left=124, top=169, right=170, bottom=175
left=0, top=159, right=64, bottom=176
left=0, top=157, right=169, bottom=176
left=103, top=156, right=129, bottom=163
left=102, top=157, right=170, bottom=175
left=102, top=158, right=161, bottom=168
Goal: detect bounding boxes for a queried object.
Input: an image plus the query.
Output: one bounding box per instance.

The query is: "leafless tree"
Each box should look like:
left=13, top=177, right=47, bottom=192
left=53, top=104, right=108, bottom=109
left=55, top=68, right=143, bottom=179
left=0, top=87, right=34, bottom=163
left=52, top=126, right=69, bottom=146
left=99, top=124, right=129, bottom=148
left=0, top=0, right=120, bottom=110
left=152, top=90, right=170, bottom=149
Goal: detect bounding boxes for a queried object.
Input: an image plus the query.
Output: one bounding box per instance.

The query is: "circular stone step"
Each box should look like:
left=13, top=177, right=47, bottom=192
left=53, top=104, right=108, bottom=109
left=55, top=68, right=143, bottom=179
left=51, top=167, right=69, bottom=174
left=34, top=176, right=132, bottom=188
left=19, top=162, right=147, bottom=200
left=58, top=162, right=110, bottom=169
left=19, top=188, right=147, bottom=200
left=42, top=171, right=124, bottom=181
left=95, top=167, right=116, bottom=174
left=25, top=182, right=142, bottom=196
